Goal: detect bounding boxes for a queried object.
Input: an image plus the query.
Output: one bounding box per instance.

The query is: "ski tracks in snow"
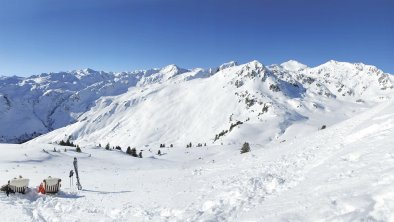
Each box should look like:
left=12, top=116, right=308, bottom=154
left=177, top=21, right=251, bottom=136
left=159, top=102, right=391, bottom=222
left=0, top=101, right=391, bottom=222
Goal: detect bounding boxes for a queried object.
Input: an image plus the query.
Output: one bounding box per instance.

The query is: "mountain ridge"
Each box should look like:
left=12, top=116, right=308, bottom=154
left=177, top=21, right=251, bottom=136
left=1, top=60, right=393, bottom=144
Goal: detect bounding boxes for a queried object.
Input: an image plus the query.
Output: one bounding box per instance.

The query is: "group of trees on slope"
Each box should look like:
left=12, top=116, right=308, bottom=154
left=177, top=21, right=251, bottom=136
left=58, top=139, right=81, bottom=152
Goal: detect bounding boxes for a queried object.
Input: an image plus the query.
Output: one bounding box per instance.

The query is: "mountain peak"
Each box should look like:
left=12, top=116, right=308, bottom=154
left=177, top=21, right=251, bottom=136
left=219, top=61, right=238, bottom=70
left=245, top=60, right=264, bottom=69
left=71, top=68, right=101, bottom=77
left=160, top=64, right=188, bottom=75
left=320, top=61, right=381, bottom=73
left=319, top=60, right=349, bottom=68
left=83, top=68, right=96, bottom=73
left=280, top=60, right=308, bottom=71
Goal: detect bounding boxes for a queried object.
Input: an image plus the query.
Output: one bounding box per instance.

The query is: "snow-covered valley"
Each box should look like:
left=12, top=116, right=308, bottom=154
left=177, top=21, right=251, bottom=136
left=0, top=60, right=394, bottom=221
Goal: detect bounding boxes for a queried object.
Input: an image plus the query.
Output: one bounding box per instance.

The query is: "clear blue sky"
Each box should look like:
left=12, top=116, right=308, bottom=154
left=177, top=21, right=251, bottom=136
left=0, top=0, right=393, bottom=76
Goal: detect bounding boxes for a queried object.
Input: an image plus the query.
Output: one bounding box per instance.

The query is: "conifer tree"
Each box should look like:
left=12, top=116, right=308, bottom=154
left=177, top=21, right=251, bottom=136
left=240, top=142, right=251, bottom=154
left=126, top=146, right=132, bottom=155
left=131, top=148, right=138, bottom=157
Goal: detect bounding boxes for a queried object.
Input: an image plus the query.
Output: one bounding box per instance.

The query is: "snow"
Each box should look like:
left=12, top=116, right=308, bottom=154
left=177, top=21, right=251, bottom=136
left=1, top=60, right=393, bottom=144
left=219, top=61, right=238, bottom=71
left=0, top=59, right=394, bottom=221
left=28, top=60, right=394, bottom=149
left=280, top=60, right=308, bottom=71
left=1, top=98, right=393, bottom=221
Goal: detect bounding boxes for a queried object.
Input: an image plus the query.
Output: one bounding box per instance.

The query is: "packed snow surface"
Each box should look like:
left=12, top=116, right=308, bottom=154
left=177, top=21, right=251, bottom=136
left=1, top=98, right=394, bottom=221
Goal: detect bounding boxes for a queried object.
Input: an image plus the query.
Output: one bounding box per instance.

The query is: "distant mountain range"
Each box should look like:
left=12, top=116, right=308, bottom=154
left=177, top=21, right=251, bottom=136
left=1, top=60, right=393, bottom=146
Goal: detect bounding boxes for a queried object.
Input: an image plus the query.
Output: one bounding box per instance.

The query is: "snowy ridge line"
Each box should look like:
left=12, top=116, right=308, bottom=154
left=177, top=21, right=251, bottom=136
left=29, top=60, right=394, bottom=148
left=1, top=59, right=393, bottom=144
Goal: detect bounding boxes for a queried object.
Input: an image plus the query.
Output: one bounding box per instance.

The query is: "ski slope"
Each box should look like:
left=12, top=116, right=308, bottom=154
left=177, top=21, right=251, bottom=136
left=1, top=99, right=393, bottom=221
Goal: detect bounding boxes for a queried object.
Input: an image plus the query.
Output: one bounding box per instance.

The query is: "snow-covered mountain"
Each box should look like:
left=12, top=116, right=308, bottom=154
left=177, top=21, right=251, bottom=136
left=1, top=96, right=393, bottom=221
left=1, top=60, right=393, bottom=146
left=0, top=65, right=196, bottom=143
left=1, top=60, right=394, bottom=221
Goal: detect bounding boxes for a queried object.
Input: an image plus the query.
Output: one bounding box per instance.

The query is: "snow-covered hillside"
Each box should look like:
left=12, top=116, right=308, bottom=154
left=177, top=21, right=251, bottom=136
left=0, top=65, right=192, bottom=143
left=1, top=60, right=393, bottom=147
left=0, top=97, right=393, bottom=221
left=29, top=60, right=394, bottom=148
left=1, top=60, right=393, bottom=221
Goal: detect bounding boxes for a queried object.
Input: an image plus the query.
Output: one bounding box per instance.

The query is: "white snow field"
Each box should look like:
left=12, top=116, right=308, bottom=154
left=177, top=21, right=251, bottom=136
left=1, top=60, right=394, bottom=221
left=1, top=98, right=393, bottom=221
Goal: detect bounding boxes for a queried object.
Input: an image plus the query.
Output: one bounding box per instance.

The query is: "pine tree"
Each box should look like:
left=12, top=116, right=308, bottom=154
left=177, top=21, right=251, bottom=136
left=138, top=151, right=142, bottom=158
left=105, top=143, right=110, bottom=150
left=131, top=148, right=138, bottom=157
left=170, top=144, right=173, bottom=148
left=240, top=142, right=251, bottom=154
left=126, top=146, right=132, bottom=155
left=76, top=145, right=82, bottom=153
left=66, top=138, right=71, bottom=146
